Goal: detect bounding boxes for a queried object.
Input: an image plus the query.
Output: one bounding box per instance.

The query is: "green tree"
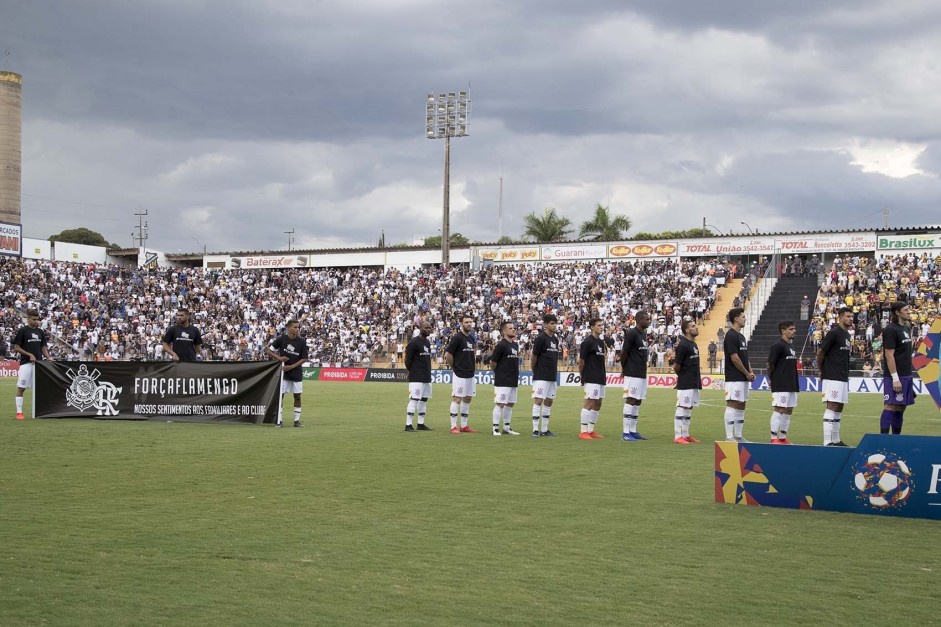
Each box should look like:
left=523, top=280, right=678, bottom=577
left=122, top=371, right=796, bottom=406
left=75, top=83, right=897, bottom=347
left=496, top=235, right=516, bottom=245
left=522, top=208, right=573, bottom=242
left=632, top=228, right=716, bottom=240
left=49, top=227, right=117, bottom=248
left=578, top=204, right=632, bottom=241
left=423, top=232, right=470, bottom=247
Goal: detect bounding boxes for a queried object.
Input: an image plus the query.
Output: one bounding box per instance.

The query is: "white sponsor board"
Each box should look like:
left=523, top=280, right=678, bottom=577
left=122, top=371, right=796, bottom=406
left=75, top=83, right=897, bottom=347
left=541, top=244, right=608, bottom=260
left=230, top=254, right=311, bottom=269
left=607, top=242, right=679, bottom=259
left=679, top=238, right=775, bottom=257
left=477, top=247, right=541, bottom=263
left=876, top=234, right=941, bottom=251
left=776, top=232, right=876, bottom=254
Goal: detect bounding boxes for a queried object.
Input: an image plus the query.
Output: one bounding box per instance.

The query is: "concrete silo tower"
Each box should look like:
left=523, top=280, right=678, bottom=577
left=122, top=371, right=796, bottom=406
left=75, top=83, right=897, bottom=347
left=0, top=71, right=22, bottom=225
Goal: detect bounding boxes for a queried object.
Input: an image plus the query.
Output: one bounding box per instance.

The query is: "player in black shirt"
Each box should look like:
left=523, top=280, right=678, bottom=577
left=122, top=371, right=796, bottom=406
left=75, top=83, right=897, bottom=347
left=12, top=308, right=54, bottom=419
left=672, top=319, right=702, bottom=444
left=445, top=315, right=478, bottom=433
left=880, top=302, right=916, bottom=434
left=404, top=318, right=434, bottom=432
left=161, top=308, right=203, bottom=362
left=530, top=314, right=560, bottom=437
left=578, top=318, right=607, bottom=439
left=619, top=311, right=650, bottom=441
left=767, top=321, right=798, bottom=444
left=723, top=307, right=755, bottom=442
left=267, top=320, right=309, bottom=428
left=490, top=321, right=521, bottom=436
left=816, top=306, right=853, bottom=446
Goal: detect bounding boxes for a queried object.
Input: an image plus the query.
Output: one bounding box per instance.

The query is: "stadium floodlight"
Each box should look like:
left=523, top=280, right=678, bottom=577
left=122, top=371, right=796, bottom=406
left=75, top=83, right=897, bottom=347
left=426, top=89, right=470, bottom=268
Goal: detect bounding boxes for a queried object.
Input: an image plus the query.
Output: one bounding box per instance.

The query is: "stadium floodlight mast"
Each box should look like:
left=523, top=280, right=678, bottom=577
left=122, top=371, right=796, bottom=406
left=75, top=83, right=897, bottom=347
left=426, top=90, right=470, bottom=268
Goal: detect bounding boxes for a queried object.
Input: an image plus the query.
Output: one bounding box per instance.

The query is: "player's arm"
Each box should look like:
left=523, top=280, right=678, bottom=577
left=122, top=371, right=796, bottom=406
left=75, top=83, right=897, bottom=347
left=42, top=345, right=54, bottom=362
left=884, top=344, right=902, bottom=392
left=767, top=346, right=777, bottom=378
left=266, top=341, right=287, bottom=362
left=444, top=337, right=456, bottom=369
left=13, top=344, right=33, bottom=361
left=529, top=338, right=541, bottom=371
left=404, top=342, right=415, bottom=370
left=729, top=352, right=753, bottom=379
left=162, top=329, right=178, bottom=362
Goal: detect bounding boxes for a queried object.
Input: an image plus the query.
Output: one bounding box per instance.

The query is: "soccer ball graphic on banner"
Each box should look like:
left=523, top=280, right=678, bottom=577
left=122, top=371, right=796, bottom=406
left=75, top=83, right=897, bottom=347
left=852, top=453, right=913, bottom=508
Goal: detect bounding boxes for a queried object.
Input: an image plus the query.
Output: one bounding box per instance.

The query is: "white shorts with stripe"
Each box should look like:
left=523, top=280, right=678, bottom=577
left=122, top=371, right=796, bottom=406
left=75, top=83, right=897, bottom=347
left=724, top=381, right=750, bottom=403
left=584, top=383, right=606, bottom=400
left=622, top=377, right=648, bottom=401
left=531, top=380, right=558, bottom=400
left=16, top=363, right=34, bottom=389
left=408, top=382, right=432, bottom=400
left=820, top=380, right=849, bottom=404
left=494, top=387, right=518, bottom=404
left=452, top=376, right=477, bottom=398
left=676, top=389, right=700, bottom=408
left=772, top=392, right=798, bottom=408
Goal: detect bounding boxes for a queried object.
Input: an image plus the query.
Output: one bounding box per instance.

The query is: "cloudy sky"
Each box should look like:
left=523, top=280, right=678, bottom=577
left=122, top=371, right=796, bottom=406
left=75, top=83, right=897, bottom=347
left=3, top=0, right=941, bottom=254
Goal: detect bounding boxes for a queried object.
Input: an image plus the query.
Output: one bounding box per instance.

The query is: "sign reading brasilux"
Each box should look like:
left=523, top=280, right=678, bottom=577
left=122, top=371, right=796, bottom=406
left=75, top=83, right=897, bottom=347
left=35, top=361, right=282, bottom=423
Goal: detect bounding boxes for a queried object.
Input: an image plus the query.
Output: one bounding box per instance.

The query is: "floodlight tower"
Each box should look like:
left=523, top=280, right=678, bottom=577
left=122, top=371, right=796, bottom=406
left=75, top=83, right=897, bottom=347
left=426, top=90, right=469, bottom=268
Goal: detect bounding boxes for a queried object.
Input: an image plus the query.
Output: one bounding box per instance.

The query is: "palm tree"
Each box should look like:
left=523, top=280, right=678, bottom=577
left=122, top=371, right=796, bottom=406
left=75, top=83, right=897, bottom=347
left=522, top=208, right=573, bottom=242
left=578, top=203, right=632, bottom=241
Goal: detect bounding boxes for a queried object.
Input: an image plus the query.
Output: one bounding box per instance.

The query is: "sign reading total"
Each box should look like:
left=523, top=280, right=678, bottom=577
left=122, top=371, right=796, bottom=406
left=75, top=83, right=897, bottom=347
left=776, top=233, right=876, bottom=254
left=607, top=242, right=678, bottom=258
left=679, top=238, right=775, bottom=257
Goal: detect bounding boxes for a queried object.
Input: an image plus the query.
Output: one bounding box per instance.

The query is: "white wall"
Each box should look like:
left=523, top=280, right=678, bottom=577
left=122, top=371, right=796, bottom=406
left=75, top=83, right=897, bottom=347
left=53, top=241, right=110, bottom=264
left=21, top=237, right=51, bottom=260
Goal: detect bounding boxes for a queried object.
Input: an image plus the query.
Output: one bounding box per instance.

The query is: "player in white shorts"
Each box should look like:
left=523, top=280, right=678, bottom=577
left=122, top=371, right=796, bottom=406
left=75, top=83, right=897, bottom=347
left=584, top=383, right=606, bottom=400
left=724, top=381, right=750, bottom=403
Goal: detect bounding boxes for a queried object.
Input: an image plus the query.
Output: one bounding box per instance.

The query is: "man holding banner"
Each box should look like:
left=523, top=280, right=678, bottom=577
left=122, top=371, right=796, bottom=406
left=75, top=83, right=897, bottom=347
left=13, top=309, right=54, bottom=420
left=267, top=320, right=308, bottom=428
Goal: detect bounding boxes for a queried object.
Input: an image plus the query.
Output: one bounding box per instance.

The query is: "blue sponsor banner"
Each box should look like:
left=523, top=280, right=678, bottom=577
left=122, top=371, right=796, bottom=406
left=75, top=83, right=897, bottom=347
left=715, top=434, right=941, bottom=520
left=431, top=370, right=534, bottom=386
left=749, top=375, right=930, bottom=395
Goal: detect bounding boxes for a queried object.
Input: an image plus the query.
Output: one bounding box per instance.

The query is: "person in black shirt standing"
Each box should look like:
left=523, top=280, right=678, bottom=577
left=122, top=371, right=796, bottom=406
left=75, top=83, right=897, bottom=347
left=816, top=306, right=853, bottom=446
left=13, top=309, right=54, bottom=420
left=267, top=319, right=309, bottom=428
left=767, top=321, right=799, bottom=444
left=162, top=308, right=203, bottom=362
left=723, top=307, right=755, bottom=442
left=445, top=314, right=478, bottom=434
left=404, top=318, right=434, bottom=432
left=578, top=318, right=607, bottom=439
left=619, top=311, right=650, bottom=442
left=530, top=314, right=560, bottom=437
left=672, top=319, right=702, bottom=445
left=490, top=321, right=521, bottom=436
left=880, top=302, right=916, bottom=434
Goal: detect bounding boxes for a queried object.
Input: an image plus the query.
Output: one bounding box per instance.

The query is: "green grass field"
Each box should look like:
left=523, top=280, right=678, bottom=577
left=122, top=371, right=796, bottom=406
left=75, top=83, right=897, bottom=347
left=2, top=379, right=940, bottom=626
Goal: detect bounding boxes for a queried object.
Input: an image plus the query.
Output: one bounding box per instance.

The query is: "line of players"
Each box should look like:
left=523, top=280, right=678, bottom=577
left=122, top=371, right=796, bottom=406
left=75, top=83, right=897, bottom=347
left=402, top=302, right=919, bottom=443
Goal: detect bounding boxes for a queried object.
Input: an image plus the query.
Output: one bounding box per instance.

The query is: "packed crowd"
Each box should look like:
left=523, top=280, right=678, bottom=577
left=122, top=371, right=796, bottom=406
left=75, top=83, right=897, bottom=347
left=811, top=252, right=940, bottom=372
left=0, top=256, right=734, bottom=368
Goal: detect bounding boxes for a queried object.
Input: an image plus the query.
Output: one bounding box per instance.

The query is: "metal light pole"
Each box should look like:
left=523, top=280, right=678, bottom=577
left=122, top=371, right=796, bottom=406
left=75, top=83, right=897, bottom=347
left=426, top=90, right=470, bottom=268
left=741, top=221, right=756, bottom=234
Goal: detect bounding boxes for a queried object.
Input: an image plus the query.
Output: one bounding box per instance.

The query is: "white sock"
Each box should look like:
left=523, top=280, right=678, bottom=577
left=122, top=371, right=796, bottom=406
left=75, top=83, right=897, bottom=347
left=682, top=418, right=691, bottom=438
left=734, top=409, right=745, bottom=438
left=623, top=406, right=631, bottom=435
left=580, top=408, right=590, bottom=432
left=293, top=408, right=301, bottom=423
left=724, top=407, right=736, bottom=439
left=492, top=405, right=502, bottom=431
left=770, top=411, right=782, bottom=439
left=460, top=402, right=470, bottom=428
left=450, top=401, right=459, bottom=428
left=532, top=404, right=541, bottom=433
left=832, top=411, right=842, bottom=443
left=16, top=396, right=23, bottom=413
left=823, top=409, right=835, bottom=444
left=630, top=405, right=640, bottom=433
left=588, top=410, right=599, bottom=432
left=503, top=405, right=513, bottom=429
left=406, top=399, right=418, bottom=426
left=778, top=414, right=790, bottom=438
left=541, top=408, right=551, bottom=432
left=674, top=415, right=683, bottom=439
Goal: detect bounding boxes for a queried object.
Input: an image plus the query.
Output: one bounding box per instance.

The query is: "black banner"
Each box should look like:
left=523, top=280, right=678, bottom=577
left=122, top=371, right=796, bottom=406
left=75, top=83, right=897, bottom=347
left=365, top=368, right=409, bottom=383
left=35, top=361, right=282, bottom=424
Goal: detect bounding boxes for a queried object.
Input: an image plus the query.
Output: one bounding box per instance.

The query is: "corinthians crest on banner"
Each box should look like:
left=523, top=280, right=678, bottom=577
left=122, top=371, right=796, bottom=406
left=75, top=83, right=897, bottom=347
left=65, top=364, right=122, bottom=415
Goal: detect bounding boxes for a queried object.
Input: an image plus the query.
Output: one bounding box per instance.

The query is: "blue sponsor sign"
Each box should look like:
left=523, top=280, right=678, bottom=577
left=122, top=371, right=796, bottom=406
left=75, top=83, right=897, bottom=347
left=715, top=434, right=941, bottom=520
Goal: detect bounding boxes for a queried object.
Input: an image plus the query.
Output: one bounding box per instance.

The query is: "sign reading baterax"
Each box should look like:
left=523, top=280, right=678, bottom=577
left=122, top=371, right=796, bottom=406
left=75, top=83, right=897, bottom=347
left=607, top=242, right=678, bottom=259
left=230, top=254, right=310, bottom=269
left=775, top=232, right=876, bottom=254
left=877, top=234, right=941, bottom=251
left=477, top=247, right=541, bottom=263
left=679, top=237, right=775, bottom=257
left=34, top=361, right=282, bottom=423
left=716, top=435, right=941, bottom=521
left=0, top=222, right=22, bottom=257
